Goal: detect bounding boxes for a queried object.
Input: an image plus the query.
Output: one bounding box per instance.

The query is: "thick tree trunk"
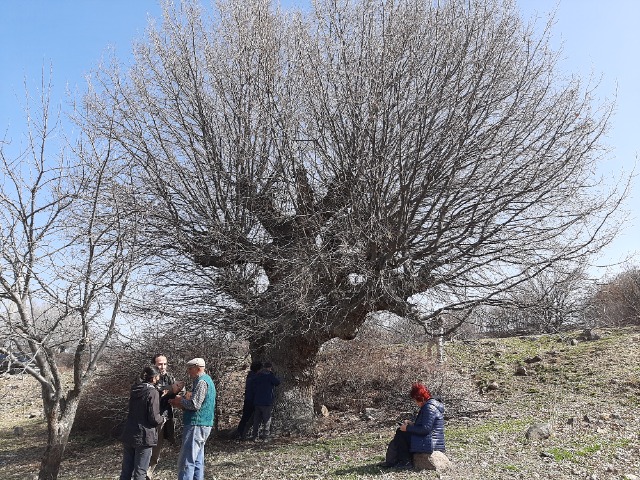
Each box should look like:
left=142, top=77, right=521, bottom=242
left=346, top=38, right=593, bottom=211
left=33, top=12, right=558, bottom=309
left=39, top=398, right=79, bottom=480
left=251, top=334, right=323, bottom=433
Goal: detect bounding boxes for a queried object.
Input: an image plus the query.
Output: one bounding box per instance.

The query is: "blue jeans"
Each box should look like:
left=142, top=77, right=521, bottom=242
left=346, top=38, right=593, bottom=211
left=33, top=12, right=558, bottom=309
left=119, top=443, right=152, bottom=480
left=177, top=425, right=212, bottom=480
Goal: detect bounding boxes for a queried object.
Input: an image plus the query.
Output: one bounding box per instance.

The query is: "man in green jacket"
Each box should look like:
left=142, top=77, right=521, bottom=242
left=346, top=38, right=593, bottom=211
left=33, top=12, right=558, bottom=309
left=169, top=357, right=216, bottom=480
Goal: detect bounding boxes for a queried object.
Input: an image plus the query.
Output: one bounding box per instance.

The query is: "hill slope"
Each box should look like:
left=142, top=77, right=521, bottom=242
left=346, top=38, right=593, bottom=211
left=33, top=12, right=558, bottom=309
left=1, top=326, right=639, bottom=479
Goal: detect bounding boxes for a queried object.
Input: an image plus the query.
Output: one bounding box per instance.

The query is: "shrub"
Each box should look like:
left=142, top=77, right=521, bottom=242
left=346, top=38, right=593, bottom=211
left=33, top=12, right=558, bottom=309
left=74, top=328, right=248, bottom=438
left=314, top=322, right=481, bottom=420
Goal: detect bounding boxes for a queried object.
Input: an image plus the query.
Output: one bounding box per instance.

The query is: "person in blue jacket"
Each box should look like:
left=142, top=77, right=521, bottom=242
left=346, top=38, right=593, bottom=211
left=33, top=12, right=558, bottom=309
left=248, top=361, right=281, bottom=442
left=234, top=360, right=262, bottom=439
left=384, top=382, right=445, bottom=468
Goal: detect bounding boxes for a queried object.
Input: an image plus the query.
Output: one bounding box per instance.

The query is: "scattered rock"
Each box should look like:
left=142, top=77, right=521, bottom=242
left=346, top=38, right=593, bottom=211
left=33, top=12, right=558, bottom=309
left=362, top=408, right=380, bottom=421
left=578, top=329, right=602, bottom=341
left=570, top=339, right=579, bottom=346
left=515, top=365, right=528, bottom=376
left=486, top=381, right=499, bottom=391
left=612, top=419, right=628, bottom=429
left=623, top=475, right=639, bottom=480
left=13, top=426, right=24, bottom=436
left=320, top=405, right=330, bottom=417
left=413, top=451, right=452, bottom=472
left=524, top=355, right=543, bottom=364
left=525, top=423, right=552, bottom=441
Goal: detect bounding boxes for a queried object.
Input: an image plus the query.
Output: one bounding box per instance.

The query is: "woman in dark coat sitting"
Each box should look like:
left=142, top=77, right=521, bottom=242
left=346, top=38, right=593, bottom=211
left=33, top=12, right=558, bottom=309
left=119, top=365, right=164, bottom=480
left=385, top=382, right=445, bottom=468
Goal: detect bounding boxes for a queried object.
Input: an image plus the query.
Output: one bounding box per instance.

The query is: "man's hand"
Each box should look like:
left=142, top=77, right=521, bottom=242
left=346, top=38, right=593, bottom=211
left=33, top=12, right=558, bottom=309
left=171, top=381, right=186, bottom=394
left=169, top=395, right=184, bottom=409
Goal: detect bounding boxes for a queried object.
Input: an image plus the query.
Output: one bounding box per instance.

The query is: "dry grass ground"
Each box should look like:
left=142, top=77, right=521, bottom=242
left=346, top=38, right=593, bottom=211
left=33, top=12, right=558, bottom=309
left=1, top=326, right=639, bottom=479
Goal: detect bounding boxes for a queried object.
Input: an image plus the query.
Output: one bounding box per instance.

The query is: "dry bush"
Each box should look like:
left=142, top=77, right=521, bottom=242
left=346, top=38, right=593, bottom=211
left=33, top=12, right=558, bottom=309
left=75, top=320, right=481, bottom=438
left=74, top=328, right=249, bottom=438
left=314, top=323, right=481, bottom=420
left=589, top=266, right=640, bottom=327
left=53, top=351, right=76, bottom=372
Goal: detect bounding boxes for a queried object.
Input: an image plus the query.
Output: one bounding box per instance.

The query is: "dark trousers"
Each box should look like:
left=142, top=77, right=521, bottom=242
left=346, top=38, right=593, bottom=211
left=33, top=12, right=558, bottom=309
left=251, top=405, right=274, bottom=439
left=119, top=443, right=153, bottom=480
left=236, top=402, right=255, bottom=438
left=394, top=429, right=413, bottom=464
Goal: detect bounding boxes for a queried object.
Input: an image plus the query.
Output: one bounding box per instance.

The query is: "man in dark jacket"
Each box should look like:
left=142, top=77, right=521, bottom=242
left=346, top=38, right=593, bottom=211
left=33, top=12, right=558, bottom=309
left=147, top=354, right=184, bottom=480
left=119, top=366, right=164, bottom=480
left=248, top=361, right=281, bottom=442
left=234, top=360, right=262, bottom=440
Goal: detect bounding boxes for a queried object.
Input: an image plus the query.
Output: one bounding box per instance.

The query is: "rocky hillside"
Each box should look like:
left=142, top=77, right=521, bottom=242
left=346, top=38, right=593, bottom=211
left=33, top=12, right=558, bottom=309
left=443, top=326, right=640, bottom=479
left=1, top=326, right=639, bottom=479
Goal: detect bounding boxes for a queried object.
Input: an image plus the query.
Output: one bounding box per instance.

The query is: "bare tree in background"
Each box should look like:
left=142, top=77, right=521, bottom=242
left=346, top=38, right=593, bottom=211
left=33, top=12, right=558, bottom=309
left=509, top=263, right=591, bottom=333
left=79, top=0, right=626, bottom=427
left=459, top=262, right=592, bottom=336
left=590, top=266, right=640, bottom=327
left=0, top=78, right=141, bottom=480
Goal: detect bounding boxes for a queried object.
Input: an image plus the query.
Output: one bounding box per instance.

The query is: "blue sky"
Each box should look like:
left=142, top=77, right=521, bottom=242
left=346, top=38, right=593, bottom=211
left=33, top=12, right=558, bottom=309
left=1, top=0, right=638, bottom=275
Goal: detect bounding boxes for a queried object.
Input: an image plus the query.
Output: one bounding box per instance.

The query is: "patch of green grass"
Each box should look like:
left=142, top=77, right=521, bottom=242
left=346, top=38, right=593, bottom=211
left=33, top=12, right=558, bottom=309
left=500, top=464, right=520, bottom=472
left=270, top=433, right=384, bottom=458
left=546, top=447, right=575, bottom=461
left=447, top=417, right=532, bottom=444
left=333, top=463, right=387, bottom=477
left=545, top=442, right=602, bottom=462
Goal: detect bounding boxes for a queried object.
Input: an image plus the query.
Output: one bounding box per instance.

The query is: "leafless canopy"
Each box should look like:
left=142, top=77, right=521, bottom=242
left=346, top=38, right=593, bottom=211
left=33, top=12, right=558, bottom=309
left=81, top=0, right=625, bottom=345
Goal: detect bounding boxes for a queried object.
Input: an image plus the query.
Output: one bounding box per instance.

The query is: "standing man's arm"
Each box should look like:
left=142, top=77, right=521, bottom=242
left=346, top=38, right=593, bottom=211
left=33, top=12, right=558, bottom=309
left=178, top=378, right=208, bottom=411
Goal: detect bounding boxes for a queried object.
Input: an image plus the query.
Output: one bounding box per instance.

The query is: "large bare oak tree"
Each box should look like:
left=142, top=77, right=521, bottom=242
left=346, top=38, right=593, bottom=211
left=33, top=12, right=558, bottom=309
left=79, top=0, right=625, bottom=426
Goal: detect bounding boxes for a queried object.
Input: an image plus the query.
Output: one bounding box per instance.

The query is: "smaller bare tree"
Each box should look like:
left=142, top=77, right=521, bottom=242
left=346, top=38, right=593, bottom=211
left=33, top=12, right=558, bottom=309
left=0, top=77, right=141, bottom=480
left=589, top=265, right=640, bottom=327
